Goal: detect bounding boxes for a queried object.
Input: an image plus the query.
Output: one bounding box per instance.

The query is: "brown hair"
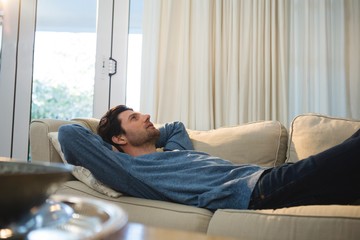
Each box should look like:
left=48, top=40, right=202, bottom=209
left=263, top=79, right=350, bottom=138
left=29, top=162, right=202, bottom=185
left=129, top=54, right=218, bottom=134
left=97, top=105, right=133, bottom=151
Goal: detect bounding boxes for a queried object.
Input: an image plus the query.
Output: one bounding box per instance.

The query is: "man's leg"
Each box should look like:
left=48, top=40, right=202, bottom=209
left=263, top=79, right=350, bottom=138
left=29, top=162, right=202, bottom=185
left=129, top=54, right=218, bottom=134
left=248, top=129, right=360, bottom=209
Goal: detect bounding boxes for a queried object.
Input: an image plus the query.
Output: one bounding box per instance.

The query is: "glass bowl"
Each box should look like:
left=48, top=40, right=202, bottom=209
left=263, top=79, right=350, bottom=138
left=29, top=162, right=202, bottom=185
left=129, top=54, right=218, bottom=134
left=0, top=160, right=72, bottom=226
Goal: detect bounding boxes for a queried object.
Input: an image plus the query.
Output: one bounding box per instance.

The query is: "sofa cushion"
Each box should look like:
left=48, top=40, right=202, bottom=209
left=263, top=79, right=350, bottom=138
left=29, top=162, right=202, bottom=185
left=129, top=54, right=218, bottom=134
left=56, top=181, right=213, bottom=233
left=287, top=114, right=360, bottom=162
left=30, top=119, right=80, bottom=163
left=187, top=121, right=288, bottom=167
left=207, top=206, right=360, bottom=240
left=72, top=118, right=100, bottom=133
left=48, top=132, right=122, bottom=198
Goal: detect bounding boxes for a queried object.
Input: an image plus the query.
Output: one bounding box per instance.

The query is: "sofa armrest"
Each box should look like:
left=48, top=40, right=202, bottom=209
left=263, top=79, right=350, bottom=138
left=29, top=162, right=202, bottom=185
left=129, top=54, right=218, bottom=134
left=30, top=119, right=78, bottom=163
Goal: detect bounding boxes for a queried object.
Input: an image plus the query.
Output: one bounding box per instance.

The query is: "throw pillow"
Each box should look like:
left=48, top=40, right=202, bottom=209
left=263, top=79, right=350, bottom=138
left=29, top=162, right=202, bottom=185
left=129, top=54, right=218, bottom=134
left=287, top=114, right=360, bottom=163
left=187, top=121, right=288, bottom=167
left=48, top=132, right=122, bottom=198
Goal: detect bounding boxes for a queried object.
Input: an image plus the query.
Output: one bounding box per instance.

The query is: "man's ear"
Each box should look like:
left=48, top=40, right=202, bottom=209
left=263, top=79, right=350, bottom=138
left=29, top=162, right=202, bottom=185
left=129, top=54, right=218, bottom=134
left=112, top=135, right=127, bottom=145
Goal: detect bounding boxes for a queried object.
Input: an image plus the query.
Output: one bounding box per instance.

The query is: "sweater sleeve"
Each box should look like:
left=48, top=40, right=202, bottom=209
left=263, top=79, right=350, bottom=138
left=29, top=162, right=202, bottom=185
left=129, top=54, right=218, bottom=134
left=155, top=121, right=194, bottom=151
left=58, top=124, right=132, bottom=192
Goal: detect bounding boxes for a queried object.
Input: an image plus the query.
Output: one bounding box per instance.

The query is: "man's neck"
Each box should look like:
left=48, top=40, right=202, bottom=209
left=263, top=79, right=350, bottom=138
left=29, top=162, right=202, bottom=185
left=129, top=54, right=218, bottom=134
left=124, top=144, right=157, bottom=157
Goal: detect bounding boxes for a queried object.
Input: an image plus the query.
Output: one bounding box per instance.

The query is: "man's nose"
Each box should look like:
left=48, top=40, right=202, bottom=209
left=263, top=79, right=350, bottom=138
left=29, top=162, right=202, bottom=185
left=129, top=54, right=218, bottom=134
left=143, top=114, right=151, bottom=121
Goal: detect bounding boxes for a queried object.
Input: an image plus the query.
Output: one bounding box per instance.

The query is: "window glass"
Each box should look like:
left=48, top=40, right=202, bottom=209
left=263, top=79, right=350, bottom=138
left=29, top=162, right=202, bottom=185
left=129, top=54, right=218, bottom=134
left=31, top=0, right=97, bottom=120
left=126, top=0, right=143, bottom=111
left=0, top=0, right=4, bottom=68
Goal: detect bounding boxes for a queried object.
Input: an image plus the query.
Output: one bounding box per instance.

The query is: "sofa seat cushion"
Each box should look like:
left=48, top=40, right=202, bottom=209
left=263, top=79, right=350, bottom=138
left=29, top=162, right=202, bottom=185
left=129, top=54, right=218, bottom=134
left=207, top=206, right=360, bottom=240
left=56, top=181, right=213, bottom=233
left=287, top=114, right=360, bottom=162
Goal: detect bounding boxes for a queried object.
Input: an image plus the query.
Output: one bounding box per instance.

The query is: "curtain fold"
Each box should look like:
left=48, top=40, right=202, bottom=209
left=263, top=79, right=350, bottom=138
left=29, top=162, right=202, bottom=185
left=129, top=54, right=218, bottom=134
left=345, top=0, right=360, bottom=119
left=140, top=0, right=359, bottom=130
left=289, top=0, right=344, bottom=120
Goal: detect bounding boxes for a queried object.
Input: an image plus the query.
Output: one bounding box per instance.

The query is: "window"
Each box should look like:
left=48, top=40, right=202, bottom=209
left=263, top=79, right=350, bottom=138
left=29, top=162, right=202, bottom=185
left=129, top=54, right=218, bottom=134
left=31, top=0, right=97, bottom=120
left=126, top=0, right=143, bottom=111
left=0, top=0, right=143, bottom=160
left=0, top=1, right=3, bottom=61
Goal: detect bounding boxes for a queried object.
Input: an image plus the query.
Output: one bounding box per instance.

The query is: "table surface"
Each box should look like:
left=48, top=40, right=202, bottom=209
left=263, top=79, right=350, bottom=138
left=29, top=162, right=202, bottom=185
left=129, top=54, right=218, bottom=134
left=108, top=223, right=237, bottom=240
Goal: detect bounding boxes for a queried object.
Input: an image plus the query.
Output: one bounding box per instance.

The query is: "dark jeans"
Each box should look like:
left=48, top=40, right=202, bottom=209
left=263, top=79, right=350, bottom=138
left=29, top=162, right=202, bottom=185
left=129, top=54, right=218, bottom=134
left=248, top=129, right=360, bottom=209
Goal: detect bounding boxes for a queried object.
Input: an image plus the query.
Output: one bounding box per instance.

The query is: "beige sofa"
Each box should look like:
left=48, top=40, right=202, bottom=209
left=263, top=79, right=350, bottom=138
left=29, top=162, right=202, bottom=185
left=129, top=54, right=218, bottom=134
left=30, top=114, right=360, bottom=240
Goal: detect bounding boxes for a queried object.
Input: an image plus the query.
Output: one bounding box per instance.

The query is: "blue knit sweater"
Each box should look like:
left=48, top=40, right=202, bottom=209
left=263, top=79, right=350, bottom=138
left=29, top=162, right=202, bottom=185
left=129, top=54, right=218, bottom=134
left=59, top=122, right=267, bottom=210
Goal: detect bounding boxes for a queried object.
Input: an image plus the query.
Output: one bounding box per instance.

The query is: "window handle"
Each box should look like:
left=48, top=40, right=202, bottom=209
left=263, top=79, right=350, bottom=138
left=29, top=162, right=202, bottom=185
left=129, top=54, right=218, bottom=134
left=108, top=57, right=117, bottom=76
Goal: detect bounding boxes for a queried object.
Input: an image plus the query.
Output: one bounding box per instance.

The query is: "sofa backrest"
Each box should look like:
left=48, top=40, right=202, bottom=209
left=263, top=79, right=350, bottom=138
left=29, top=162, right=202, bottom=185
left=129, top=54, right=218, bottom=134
left=30, top=118, right=288, bottom=167
left=30, top=119, right=80, bottom=163
left=187, top=121, right=288, bottom=166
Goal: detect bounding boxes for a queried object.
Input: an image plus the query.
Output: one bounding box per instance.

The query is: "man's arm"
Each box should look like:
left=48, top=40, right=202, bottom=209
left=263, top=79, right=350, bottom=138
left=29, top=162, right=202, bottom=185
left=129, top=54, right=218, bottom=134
left=155, top=121, right=194, bottom=151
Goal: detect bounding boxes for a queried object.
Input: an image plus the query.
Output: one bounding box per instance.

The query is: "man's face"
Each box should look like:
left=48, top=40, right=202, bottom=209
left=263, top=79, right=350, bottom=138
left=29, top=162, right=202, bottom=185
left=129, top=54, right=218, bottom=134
left=117, top=110, right=160, bottom=147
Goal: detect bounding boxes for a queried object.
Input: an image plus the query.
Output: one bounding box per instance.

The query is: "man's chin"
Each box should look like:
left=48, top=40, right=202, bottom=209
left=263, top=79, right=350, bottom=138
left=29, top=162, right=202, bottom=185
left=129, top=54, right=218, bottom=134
left=149, top=129, right=160, bottom=139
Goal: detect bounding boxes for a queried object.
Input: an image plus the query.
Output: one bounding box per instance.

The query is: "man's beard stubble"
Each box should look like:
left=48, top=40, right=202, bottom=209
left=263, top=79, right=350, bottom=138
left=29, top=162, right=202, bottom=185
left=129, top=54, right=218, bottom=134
left=129, top=128, right=160, bottom=147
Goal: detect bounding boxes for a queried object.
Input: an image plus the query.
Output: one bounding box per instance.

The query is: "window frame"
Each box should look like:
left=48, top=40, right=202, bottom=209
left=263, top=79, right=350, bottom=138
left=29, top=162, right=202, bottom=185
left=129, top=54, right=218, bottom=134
left=0, top=0, right=130, bottom=160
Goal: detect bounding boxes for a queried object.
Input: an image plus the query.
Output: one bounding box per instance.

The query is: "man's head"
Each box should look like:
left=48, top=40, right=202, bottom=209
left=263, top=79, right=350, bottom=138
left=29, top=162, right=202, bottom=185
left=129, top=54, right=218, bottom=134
left=97, top=105, right=160, bottom=153
left=97, top=105, right=132, bottom=151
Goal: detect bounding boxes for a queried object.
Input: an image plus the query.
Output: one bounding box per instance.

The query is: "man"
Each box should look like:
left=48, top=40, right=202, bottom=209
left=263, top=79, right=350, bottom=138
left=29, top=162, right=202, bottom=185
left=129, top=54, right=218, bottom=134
left=59, top=105, right=360, bottom=210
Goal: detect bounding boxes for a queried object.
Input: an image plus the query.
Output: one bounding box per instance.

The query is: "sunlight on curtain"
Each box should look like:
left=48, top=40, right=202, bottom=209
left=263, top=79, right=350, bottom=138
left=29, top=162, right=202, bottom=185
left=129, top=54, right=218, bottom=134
left=141, top=0, right=288, bottom=129
left=345, top=0, right=360, bottom=120
left=214, top=0, right=288, bottom=127
left=141, top=0, right=214, bottom=129
left=141, top=0, right=359, bottom=130
left=288, top=0, right=360, bottom=122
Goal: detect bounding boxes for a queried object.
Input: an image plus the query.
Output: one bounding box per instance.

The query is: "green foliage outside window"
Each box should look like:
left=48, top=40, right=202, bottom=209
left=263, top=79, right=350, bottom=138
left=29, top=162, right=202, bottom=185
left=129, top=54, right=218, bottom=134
left=31, top=79, right=93, bottom=120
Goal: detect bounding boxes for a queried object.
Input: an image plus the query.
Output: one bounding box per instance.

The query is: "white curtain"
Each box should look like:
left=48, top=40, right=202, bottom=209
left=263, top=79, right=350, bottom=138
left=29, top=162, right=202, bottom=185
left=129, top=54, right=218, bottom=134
left=141, top=0, right=219, bottom=130
left=346, top=0, right=360, bottom=120
left=288, top=0, right=360, bottom=122
left=140, top=0, right=360, bottom=130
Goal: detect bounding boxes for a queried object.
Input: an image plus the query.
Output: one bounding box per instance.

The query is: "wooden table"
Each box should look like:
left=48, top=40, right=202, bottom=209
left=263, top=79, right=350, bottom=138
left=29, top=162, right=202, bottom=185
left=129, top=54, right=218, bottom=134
left=108, top=223, right=237, bottom=240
